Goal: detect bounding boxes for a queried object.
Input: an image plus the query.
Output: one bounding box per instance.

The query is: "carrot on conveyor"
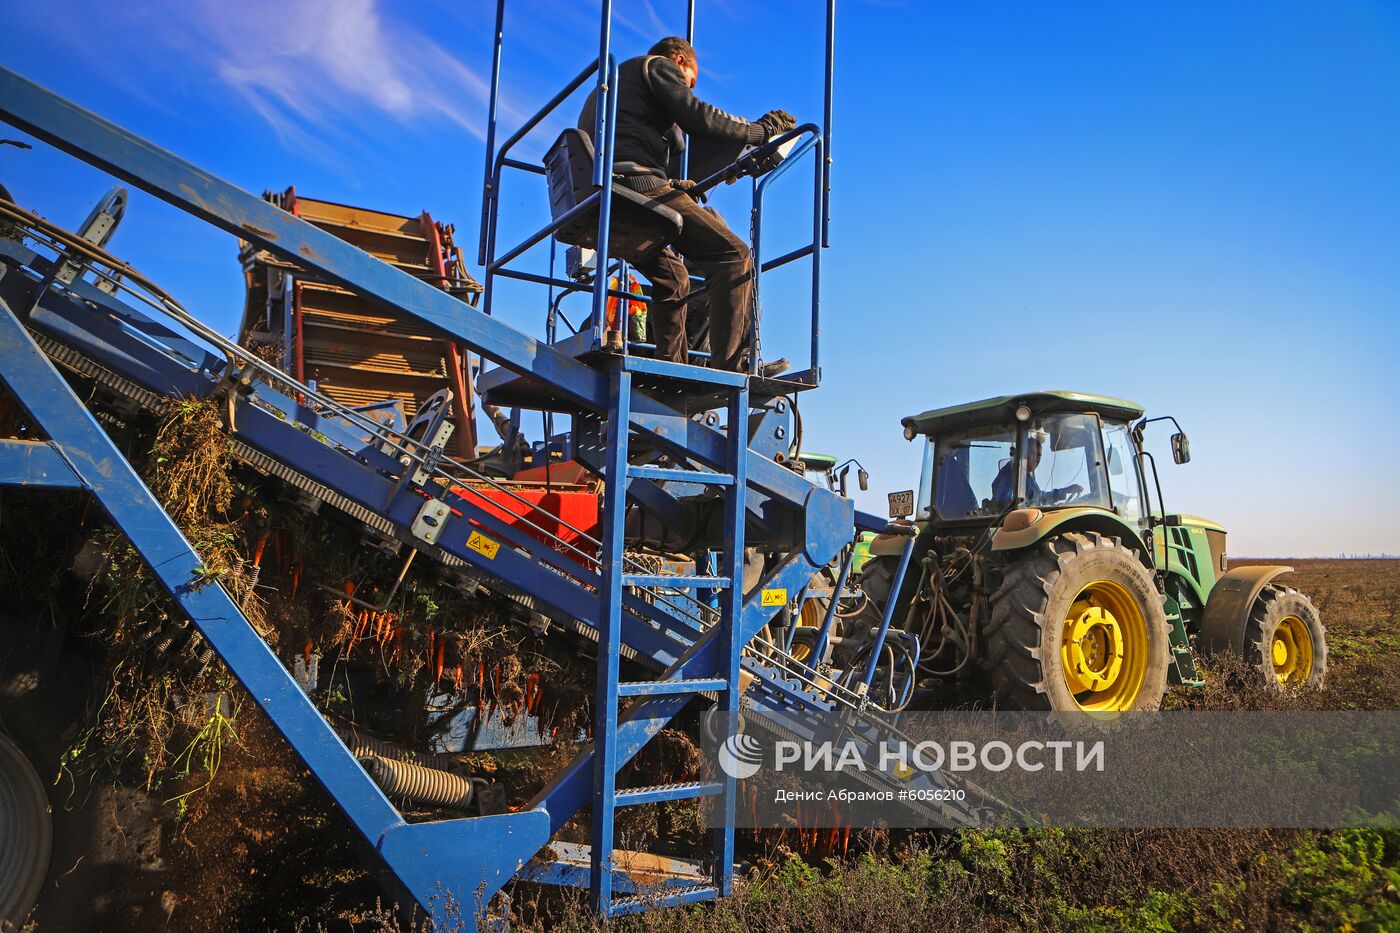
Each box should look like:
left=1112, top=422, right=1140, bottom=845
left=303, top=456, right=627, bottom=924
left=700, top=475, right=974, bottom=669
left=252, top=529, right=271, bottom=567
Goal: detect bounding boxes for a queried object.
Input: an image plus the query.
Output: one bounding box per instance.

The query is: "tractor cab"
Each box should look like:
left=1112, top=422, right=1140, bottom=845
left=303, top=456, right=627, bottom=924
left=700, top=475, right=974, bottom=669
left=903, top=391, right=1149, bottom=533
left=797, top=451, right=839, bottom=491
left=867, top=389, right=1325, bottom=712
left=796, top=451, right=869, bottom=499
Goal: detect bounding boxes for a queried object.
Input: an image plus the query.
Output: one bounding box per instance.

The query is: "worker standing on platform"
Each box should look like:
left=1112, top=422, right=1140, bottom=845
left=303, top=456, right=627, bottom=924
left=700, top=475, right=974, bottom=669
left=578, top=36, right=795, bottom=375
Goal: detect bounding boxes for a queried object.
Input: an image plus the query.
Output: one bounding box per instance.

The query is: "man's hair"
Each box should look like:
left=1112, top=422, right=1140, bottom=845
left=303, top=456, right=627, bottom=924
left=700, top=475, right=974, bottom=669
left=649, top=36, right=696, bottom=65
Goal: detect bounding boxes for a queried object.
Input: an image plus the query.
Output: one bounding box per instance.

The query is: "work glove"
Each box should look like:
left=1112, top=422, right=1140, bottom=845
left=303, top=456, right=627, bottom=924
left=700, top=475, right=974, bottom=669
left=668, top=177, right=708, bottom=201
left=756, top=109, right=797, bottom=141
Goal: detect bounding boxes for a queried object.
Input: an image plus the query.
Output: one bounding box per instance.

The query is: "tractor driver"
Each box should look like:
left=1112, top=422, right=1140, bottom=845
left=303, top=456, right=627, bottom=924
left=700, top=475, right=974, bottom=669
left=992, top=434, right=1084, bottom=509
left=578, top=36, right=796, bottom=374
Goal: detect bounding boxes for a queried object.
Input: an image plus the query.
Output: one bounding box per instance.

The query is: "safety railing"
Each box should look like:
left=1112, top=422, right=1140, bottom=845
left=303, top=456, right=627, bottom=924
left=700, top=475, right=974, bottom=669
left=749, top=126, right=825, bottom=383
left=475, top=0, right=835, bottom=385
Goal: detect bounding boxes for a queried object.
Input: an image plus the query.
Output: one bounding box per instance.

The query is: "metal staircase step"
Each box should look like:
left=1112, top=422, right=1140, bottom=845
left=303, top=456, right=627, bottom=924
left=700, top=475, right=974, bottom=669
left=609, top=884, right=720, bottom=917
left=619, top=354, right=748, bottom=386
left=615, top=781, right=724, bottom=808
left=618, top=678, right=727, bottom=697
left=624, top=573, right=731, bottom=589
left=519, top=841, right=709, bottom=892
left=626, top=464, right=734, bottom=485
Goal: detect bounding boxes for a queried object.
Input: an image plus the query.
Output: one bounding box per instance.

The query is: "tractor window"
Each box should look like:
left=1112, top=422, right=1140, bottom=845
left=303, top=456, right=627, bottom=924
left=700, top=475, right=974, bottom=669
left=1102, top=421, right=1145, bottom=524
left=1025, top=413, right=1110, bottom=510
left=931, top=425, right=1017, bottom=520
left=803, top=464, right=835, bottom=491
left=916, top=439, right=936, bottom=519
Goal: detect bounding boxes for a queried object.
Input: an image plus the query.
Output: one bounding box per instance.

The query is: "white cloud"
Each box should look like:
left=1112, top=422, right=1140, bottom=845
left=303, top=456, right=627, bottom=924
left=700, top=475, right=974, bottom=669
left=181, top=0, right=491, bottom=141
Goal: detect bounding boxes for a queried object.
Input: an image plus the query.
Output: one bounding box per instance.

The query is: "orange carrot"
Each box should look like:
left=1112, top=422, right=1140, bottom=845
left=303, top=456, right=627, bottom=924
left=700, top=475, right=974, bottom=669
left=252, top=530, right=271, bottom=567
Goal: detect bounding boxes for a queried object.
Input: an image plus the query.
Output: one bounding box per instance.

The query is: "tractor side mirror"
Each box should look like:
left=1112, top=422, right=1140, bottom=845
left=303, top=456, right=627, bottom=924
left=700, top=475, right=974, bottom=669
left=858, top=468, right=869, bottom=492
left=1171, top=432, right=1191, bottom=465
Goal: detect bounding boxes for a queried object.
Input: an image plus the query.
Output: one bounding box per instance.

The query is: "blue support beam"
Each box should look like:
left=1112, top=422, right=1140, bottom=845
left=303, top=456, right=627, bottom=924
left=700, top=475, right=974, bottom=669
left=858, top=537, right=915, bottom=695
left=590, top=368, right=631, bottom=914
left=0, top=439, right=84, bottom=489
left=713, top=384, right=749, bottom=896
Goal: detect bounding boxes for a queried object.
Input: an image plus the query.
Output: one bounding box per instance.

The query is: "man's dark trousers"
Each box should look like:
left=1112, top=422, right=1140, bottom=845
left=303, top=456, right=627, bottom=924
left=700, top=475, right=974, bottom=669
left=633, top=186, right=752, bottom=372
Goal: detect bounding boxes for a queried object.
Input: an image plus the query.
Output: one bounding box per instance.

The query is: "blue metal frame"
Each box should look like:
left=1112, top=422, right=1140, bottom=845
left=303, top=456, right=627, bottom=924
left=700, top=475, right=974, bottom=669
left=807, top=545, right=854, bottom=670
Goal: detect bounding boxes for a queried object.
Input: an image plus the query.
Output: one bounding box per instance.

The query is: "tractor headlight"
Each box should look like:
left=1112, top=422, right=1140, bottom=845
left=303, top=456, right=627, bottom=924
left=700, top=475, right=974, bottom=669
left=1015, top=404, right=1032, bottom=422
left=903, top=424, right=917, bottom=441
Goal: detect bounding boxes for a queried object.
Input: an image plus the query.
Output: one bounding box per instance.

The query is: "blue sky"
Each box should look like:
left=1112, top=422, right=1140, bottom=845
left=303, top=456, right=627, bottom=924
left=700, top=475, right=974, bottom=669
left=3, top=1, right=1398, bottom=556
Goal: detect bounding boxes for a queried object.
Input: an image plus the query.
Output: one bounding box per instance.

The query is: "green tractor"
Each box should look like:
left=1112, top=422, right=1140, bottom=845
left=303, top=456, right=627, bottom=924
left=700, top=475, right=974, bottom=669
left=859, top=391, right=1325, bottom=712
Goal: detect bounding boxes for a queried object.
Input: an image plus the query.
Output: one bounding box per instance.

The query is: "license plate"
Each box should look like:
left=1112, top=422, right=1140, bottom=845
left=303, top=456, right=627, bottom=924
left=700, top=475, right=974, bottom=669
left=888, top=489, right=914, bottom=518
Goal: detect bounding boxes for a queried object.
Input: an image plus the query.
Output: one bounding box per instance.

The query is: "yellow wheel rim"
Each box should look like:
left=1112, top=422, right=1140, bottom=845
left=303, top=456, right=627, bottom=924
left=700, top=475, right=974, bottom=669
left=1060, top=579, right=1148, bottom=711
left=1272, top=615, right=1314, bottom=684
left=788, top=598, right=823, bottom=663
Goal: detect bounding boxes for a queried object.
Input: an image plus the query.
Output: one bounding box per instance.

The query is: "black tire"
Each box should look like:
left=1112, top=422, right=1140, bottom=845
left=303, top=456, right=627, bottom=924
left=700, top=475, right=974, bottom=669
left=0, top=732, right=51, bottom=929
left=857, top=555, right=897, bottom=606
left=1243, top=585, right=1326, bottom=688
left=985, top=532, right=1171, bottom=712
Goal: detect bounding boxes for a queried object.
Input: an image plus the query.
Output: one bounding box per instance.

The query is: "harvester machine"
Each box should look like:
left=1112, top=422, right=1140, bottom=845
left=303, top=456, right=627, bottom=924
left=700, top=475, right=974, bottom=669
left=0, top=2, right=976, bottom=928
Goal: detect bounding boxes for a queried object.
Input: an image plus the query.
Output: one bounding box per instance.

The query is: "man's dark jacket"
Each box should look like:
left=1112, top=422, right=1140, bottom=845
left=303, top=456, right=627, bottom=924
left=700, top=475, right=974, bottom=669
left=578, top=55, right=765, bottom=190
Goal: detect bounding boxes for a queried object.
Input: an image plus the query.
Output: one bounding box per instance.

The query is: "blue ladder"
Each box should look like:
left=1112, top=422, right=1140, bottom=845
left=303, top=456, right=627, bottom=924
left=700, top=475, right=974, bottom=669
left=591, top=359, right=749, bottom=917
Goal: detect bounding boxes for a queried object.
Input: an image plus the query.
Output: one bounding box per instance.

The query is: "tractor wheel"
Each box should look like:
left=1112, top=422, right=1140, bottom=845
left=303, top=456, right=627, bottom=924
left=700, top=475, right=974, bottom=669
left=0, top=732, right=51, bottom=929
left=986, top=531, right=1171, bottom=712
left=1243, top=585, right=1326, bottom=688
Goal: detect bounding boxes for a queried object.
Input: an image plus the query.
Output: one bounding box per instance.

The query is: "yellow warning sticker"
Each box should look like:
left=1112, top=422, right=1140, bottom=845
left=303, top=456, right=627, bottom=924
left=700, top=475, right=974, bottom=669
left=466, top=531, right=500, bottom=560
left=761, top=587, right=788, bottom=607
